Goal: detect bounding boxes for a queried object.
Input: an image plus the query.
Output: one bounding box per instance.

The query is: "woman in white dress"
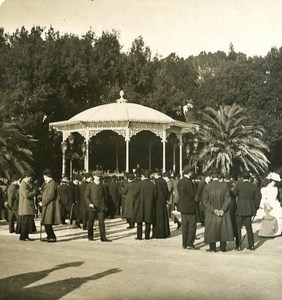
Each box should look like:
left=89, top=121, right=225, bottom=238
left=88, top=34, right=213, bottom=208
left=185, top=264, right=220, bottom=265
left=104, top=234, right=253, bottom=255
left=257, top=172, right=282, bottom=237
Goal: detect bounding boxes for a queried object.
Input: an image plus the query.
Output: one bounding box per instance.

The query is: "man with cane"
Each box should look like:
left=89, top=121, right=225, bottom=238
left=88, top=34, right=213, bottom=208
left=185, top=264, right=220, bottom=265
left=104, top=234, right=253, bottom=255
left=39, top=169, right=61, bottom=243
left=233, top=170, right=261, bottom=251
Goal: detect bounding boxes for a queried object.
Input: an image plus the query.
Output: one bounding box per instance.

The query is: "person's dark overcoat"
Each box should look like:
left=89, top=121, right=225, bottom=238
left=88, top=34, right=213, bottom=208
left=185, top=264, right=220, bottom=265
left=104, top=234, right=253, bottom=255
left=233, top=181, right=261, bottom=216
left=79, top=182, right=89, bottom=220
left=107, top=180, right=120, bottom=217
left=68, top=182, right=81, bottom=219
left=203, top=180, right=234, bottom=244
left=7, top=183, right=19, bottom=211
left=178, top=177, right=197, bottom=214
left=154, top=177, right=170, bottom=238
left=122, top=180, right=140, bottom=219
left=85, top=182, right=107, bottom=211
left=41, top=179, right=61, bottom=225
left=57, top=183, right=69, bottom=207
left=132, top=179, right=157, bottom=224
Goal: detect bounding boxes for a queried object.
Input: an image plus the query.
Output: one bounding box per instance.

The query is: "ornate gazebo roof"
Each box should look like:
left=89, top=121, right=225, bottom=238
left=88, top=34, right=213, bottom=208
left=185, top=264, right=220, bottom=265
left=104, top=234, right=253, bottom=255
left=49, top=91, right=197, bottom=174
left=50, top=92, right=174, bottom=129
left=49, top=91, right=195, bottom=140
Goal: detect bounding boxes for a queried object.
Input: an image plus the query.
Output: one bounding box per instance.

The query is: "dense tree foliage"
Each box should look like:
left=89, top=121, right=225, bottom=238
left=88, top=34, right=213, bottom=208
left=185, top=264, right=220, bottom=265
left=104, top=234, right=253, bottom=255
left=185, top=104, right=269, bottom=176
left=0, top=27, right=281, bottom=177
left=0, top=101, right=34, bottom=178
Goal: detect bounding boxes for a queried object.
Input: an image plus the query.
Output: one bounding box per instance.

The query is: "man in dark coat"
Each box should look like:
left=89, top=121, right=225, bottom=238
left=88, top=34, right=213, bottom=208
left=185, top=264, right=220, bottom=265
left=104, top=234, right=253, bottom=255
left=195, top=172, right=211, bottom=226
left=122, top=173, right=139, bottom=229
left=107, top=176, right=120, bottom=219
left=85, top=170, right=111, bottom=242
left=57, top=177, right=70, bottom=224
left=68, top=175, right=81, bottom=228
left=40, top=169, right=61, bottom=243
left=132, top=169, right=157, bottom=240
left=233, top=171, right=261, bottom=251
left=225, top=175, right=239, bottom=249
left=6, top=176, right=20, bottom=233
left=203, top=169, right=234, bottom=252
left=152, top=170, right=170, bottom=239
left=177, top=165, right=197, bottom=249
left=79, top=173, right=92, bottom=230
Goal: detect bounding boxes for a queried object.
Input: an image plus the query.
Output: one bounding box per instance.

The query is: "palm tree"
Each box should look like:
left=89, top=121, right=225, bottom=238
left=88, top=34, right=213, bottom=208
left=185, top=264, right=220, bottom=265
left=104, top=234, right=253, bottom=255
left=0, top=102, right=34, bottom=179
left=185, top=103, right=269, bottom=176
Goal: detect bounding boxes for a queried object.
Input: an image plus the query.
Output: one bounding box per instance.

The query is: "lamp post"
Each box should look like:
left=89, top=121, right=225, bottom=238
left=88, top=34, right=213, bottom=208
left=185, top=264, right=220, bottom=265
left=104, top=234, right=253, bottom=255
left=185, top=135, right=199, bottom=173
left=68, top=134, right=74, bottom=179
left=61, top=141, right=68, bottom=177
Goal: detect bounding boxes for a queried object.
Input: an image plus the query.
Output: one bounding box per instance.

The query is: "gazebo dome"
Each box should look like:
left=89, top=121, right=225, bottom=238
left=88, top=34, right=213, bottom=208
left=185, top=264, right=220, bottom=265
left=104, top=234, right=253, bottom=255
left=70, top=102, right=174, bottom=124
left=50, top=91, right=196, bottom=175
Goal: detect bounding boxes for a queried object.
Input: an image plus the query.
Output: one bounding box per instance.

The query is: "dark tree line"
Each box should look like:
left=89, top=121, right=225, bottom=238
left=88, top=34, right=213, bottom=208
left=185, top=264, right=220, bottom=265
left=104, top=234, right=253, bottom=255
left=0, top=26, right=281, bottom=178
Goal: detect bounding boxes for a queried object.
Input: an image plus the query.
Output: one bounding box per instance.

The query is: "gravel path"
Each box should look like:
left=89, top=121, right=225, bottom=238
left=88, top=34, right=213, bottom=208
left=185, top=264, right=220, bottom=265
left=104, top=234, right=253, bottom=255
left=0, top=217, right=281, bottom=300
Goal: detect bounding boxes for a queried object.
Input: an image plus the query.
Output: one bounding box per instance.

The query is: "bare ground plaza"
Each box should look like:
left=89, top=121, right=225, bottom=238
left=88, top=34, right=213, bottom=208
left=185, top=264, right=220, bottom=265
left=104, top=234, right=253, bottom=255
left=0, top=217, right=282, bottom=300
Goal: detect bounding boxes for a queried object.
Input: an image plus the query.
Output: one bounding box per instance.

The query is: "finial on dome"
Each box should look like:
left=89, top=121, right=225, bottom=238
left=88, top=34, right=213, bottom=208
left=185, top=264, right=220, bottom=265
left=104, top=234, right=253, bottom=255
left=116, top=90, right=128, bottom=103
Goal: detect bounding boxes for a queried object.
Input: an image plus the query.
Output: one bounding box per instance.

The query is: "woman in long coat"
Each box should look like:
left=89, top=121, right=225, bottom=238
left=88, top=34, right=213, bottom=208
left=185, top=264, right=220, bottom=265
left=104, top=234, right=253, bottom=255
left=203, top=172, right=234, bottom=252
left=40, top=169, right=61, bottom=242
left=17, top=170, right=37, bottom=241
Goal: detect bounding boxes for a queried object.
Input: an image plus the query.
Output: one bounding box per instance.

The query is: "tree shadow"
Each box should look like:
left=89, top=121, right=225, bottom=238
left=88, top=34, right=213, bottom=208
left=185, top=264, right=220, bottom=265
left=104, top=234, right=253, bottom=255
left=0, top=262, right=121, bottom=300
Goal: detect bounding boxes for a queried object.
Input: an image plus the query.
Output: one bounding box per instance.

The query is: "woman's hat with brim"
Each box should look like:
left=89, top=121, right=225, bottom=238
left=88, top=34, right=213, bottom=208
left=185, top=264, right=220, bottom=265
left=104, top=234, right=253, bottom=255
left=267, top=172, right=281, bottom=182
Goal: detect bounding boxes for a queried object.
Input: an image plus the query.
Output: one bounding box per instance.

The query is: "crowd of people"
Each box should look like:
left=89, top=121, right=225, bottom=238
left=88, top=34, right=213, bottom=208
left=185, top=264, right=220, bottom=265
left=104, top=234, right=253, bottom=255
left=1, top=165, right=282, bottom=251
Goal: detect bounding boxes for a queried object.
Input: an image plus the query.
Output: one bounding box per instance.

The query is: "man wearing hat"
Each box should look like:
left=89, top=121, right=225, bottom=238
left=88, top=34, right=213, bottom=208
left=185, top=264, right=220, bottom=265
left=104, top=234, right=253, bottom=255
left=232, top=170, right=261, bottom=250
left=40, top=169, right=61, bottom=243
left=85, top=170, right=111, bottom=242
left=68, top=174, right=81, bottom=228
left=195, top=172, right=211, bottom=227
left=57, top=177, right=70, bottom=225
left=79, top=173, right=92, bottom=230
left=203, top=168, right=234, bottom=252
left=177, top=165, right=197, bottom=249
left=17, top=170, right=38, bottom=241
left=6, top=175, right=20, bottom=233
left=122, top=173, right=139, bottom=229
left=152, top=169, right=170, bottom=238
left=132, top=169, right=157, bottom=240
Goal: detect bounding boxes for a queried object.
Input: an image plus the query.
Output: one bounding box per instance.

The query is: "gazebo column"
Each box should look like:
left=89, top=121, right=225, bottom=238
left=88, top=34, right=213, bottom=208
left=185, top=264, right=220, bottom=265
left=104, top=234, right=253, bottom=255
left=60, top=132, right=68, bottom=177
left=84, top=131, right=90, bottom=172
left=179, top=134, right=183, bottom=174
left=172, top=142, right=176, bottom=172
left=125, top=128, right=130, bottom=172
left=162, top=130, right=166, bottom=172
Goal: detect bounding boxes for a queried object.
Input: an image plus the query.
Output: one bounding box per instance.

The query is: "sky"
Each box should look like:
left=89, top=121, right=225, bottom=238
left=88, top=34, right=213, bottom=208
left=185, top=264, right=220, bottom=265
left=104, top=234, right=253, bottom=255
left=0, top=0, right=282, bottom=58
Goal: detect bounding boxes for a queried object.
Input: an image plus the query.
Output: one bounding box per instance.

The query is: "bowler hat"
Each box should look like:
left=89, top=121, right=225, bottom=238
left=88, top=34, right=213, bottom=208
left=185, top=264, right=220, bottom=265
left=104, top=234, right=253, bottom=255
left=61, top=176, right=69, bottom=183
left=182, top=165, right=194, bottom=175
left=24, top=170, right=35, bottom=178
left=163, top=171, right=170, bottom=178
left=84, top=172, right=92, bottom=179
left=127, top=173, right=135, bottom=180
left=43, top=168, right=52, bottom=177
left=242, top=170, right=251, bottom=179
left=154, top=168, right=162, bottom=175
left=142, top=169, right=151, bottom=178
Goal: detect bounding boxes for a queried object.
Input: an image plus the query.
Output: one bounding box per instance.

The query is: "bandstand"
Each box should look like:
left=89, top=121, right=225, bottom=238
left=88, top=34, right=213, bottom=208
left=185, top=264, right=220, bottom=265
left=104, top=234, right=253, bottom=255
left=49, top=91, right=197, bottom=176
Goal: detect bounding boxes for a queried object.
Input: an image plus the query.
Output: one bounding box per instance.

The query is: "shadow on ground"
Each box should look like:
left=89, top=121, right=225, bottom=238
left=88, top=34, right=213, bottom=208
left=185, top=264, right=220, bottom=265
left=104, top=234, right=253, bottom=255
left=0, top=261, right=121, bottom=300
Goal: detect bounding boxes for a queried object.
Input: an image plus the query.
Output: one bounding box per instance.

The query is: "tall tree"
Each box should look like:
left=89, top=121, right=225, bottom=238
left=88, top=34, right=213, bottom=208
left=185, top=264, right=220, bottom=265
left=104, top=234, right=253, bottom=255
left=0, top=101, right=34, bottom=178
left=185, top=104, right=270, bottom=176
